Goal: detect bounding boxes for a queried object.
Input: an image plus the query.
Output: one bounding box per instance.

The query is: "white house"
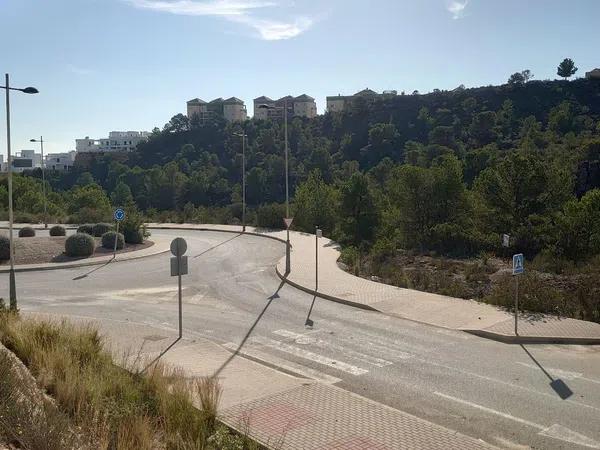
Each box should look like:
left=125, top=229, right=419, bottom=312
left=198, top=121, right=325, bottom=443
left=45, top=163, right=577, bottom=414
left=46, top=151, right=76, bottom=171
left=76, top=131, right=150, bottom=153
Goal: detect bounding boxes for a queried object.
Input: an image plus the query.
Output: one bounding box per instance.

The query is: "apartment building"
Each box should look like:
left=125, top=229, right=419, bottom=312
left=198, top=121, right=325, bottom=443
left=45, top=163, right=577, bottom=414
left=586, top=69, right=600, bottom=80
left=46, top=151, right=77, bottom=171
left=186, top=97, right=247, bottom=123
left=76, top=131, right=150, bottom=153
left=0, top=150, right=42, bottom=173
left=253, top=94, right=317, bottom=120
left=326, top=88, right=397, bottom=113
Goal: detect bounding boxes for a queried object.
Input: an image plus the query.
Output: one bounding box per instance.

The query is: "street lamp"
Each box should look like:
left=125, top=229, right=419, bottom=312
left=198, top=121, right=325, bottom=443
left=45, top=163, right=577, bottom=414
left=30, top=137, right=47, bottom=229
left=257, top=100, right=291, bottom=274
left=1, top=74, right=39, bottom=310
left=233, top=131, right=247, bottom=232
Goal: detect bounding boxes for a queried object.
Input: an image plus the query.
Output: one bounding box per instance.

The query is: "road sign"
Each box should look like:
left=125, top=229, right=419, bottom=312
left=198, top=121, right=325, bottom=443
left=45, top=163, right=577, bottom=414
left=316, top=228, right=322, bottom=238
left=502, top=234, right=510, bottom=248
left=283, top=217, right=294, bottom=229
left=114, top=208, right=125, bottom=222
left=171, top=256, right=188, bottom=276
left=170, top=237, right=187, bottom=257
left=512, top=253, right=524, bottom=275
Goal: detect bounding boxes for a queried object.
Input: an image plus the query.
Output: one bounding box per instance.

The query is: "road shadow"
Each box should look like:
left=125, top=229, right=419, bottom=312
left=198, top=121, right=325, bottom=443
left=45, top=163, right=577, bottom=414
left=72, top=259, right=113, bottom=281
left=139, top=336, right=182, bottom=374
left=520, top=344, right=574, bottom=400
left=193, top=233, right=242, bottom=259
left=305, top=295, right=318, bottom=328
left=212, top=279, right=285, bottom=378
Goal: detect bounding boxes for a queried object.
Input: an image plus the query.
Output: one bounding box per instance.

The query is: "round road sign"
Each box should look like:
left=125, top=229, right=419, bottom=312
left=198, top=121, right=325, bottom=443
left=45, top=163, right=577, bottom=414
left=170, top=237, right=187, bottom=257
left=114, top=208, right=125, bottom=222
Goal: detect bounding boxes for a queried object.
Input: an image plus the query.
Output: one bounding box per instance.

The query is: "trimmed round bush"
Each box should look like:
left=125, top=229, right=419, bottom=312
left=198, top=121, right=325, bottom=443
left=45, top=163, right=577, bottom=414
left=92, top=223, right=113, bottom=237
left=49, top=225, right=66, bottom=237
left=77, top=224, right=94, bottom=235
left=0, top=235, right=9, bottom=261
left=123, top=228, right=144, bottom=245
left=101, top=231, right=124, bottom=250
left=65, top=233, right=96, bottom=257
left=18, top=227, right=36, bottom=238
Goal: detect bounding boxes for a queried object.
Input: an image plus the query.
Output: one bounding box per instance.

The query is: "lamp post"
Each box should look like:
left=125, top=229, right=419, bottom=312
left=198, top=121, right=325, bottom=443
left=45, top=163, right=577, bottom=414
left=257, top=99, right=291, bottom=274
left=1, top=74, right=39, bottom=310
left=30, top=137, right=47, bottom=228
left=233, top=131, right=247, bottom=232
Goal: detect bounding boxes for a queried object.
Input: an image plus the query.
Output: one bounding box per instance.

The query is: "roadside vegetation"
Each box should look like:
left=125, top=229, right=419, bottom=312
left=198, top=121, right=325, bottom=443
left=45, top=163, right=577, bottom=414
left=2, top=60, right=600, bottom=321
left=0, top=308, right=261, bottom=450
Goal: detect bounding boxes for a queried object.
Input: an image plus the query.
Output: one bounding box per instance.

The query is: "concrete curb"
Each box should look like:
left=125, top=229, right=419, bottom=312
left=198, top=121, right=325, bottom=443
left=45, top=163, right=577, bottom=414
left=0, top=242, right=170, bottom=274
left=146, top=225, right=287, bottom=244
left=463, top=329, right=600, bottom=345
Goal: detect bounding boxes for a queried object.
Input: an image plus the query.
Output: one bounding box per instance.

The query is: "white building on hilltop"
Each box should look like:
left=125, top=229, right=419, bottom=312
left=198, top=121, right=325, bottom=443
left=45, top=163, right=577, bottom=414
left=46, top=151, right=77, bottom=171
left=76, top=131, right=150, bottom=153
left=0, top=150, right=43, bottom=173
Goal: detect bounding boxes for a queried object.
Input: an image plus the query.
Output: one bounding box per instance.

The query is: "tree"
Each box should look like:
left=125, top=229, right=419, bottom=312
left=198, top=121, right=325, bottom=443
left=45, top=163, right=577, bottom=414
left=557, top=58, right=578, bottom=79
left=507, top=70, right=533, bottom=85
left=293, top=170, right=338, bottom=235
left=338, top=173, right=377, bottom=245
left=111, top=181, right=134, bottom=207
left=76, top=172, right=95, bottom=187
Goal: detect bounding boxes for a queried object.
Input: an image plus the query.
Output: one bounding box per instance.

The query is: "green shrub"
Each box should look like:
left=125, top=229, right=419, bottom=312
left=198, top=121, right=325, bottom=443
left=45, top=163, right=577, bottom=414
left=122, top=209, right=150, bottom=244
left=65, top=233, right=95, bottom=257
left=92, top=223, right=113, bottom=237
left=255, top=203, right=286, bottom=229
left=101, top=231, right=124, bottom=250
left=49, top=225, right=66, bottom=237
left=76, top=224, right=94, bottom=235
left=18, top=226, right=36, bottom=238
left=0, top=235, right=9, bottom=261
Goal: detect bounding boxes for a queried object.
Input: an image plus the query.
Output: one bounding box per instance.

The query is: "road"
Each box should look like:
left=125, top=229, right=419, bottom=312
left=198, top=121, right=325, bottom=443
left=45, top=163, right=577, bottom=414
left=5, top=229, right=600, bottom=449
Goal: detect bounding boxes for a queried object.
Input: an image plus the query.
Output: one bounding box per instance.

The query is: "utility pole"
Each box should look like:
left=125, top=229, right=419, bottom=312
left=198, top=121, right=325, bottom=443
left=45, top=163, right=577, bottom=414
left=30, top=136, right=47, bottom=228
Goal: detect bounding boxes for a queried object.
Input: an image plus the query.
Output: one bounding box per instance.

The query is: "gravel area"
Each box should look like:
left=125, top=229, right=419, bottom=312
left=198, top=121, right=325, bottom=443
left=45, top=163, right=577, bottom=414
left=0, top=235, right=154, bottom=265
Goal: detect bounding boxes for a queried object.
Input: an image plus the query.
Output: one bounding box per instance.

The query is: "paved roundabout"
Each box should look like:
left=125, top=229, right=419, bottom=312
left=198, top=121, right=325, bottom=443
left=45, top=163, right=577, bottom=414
left=4, top=229, right=600, bottom=450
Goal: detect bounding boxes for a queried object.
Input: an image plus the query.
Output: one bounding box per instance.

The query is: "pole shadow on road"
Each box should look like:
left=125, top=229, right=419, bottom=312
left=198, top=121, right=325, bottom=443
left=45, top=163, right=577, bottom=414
left=192, top=233, right=242, bottom=259
left=520, top=344, right=574, bottom=400
left=305, top=295, right=317, bottom=328
left=212, top=279, right=285, bottom=378
left=72, top=260, right=114, bottom=281
left=139, top=337, right=181, bottom=374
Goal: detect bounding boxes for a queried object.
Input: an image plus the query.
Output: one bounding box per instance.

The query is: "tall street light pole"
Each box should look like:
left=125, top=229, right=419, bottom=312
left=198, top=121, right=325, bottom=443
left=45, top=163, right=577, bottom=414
left=30, top=137, right=47, bottom=228
left=257, top=100, right=291, bottom=274
left=233, top=131, right=247, bottom=232
left=1, top=74, right=39, bottom=310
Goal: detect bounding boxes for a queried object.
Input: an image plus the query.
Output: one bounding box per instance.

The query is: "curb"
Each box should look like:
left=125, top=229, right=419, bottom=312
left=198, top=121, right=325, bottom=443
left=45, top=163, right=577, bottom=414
left=463, top=329, right=600, bottom=345
left=146, top=225, right=288, bottom=244
left=0, top=243, right=170, bottom=274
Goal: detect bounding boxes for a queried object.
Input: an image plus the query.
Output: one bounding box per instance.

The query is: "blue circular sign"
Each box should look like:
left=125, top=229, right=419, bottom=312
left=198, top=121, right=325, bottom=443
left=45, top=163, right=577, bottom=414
left=114, top=208, right=125, bottom=222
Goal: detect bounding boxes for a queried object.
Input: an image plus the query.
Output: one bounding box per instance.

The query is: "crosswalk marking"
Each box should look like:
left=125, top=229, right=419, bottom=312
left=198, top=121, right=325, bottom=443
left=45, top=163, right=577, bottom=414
left=273, top=329, right=394, bottom=368
left=252, top=336, right=369, bottom=376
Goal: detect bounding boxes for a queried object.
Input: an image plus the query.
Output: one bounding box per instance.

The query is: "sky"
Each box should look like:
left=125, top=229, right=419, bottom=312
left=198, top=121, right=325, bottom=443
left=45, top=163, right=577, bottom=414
left=1, top=0, right=600, bottom=155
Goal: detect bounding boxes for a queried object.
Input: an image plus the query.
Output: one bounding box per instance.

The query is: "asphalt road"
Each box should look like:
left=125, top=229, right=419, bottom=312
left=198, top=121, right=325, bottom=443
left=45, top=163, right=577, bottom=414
left=5, top=229, right=600, bottom=450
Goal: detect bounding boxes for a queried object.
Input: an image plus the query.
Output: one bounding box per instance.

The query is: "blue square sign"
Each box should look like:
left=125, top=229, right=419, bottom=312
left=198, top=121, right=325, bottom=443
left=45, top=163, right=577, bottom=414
left=512, top=253, right=524, bottom=275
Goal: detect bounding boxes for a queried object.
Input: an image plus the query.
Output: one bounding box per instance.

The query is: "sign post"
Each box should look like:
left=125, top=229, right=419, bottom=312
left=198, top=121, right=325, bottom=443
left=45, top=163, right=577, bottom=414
left=170, top=238, right=188, bottom=339
left=283, top=217, right=294, bottom=275
left=113, top=208, right=125, bottom=258
left=315, top=227, right=322, bottom=291
left=512, top=253, right=524, bottom=335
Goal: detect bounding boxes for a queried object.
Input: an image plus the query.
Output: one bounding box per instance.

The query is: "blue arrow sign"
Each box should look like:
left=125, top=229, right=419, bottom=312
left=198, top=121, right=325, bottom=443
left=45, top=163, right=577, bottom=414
left=512, top=253, right=524, bottom=275
left=114, top=208, right=125, bottom=222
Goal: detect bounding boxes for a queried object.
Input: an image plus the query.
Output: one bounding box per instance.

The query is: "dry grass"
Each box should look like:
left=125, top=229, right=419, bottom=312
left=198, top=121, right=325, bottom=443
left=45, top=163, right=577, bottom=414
left=0, top=310, right=261, bottom=450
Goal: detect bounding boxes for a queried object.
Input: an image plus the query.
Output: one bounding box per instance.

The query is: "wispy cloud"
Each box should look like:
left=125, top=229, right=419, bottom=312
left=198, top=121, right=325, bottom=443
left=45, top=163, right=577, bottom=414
left=126, top=0, right=315, bottom=40
left=446, top=0, right=469, bottom=19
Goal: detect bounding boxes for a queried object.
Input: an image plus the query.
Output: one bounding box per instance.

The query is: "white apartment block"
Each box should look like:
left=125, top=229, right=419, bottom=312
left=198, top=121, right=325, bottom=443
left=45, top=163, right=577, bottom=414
left=1, top=150, right=43, bottom=173
left=186, top=97, right=247, bottom=123
left=76, top=131, right=150, bottom=153
left=326, top=88, right=397, bottom=113
left=253, top=94, right=317, bottom=120
left=46, top=151, right=76, bottom=171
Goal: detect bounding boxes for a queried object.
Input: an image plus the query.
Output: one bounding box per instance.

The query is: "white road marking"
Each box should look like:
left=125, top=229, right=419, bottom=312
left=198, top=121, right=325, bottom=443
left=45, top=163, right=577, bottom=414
left=252, top=336, right=368, bottom=376
left=435, top=392, right=600, bottom=449
left=517, top=362, right=600, bottom=385
left=539, top=424, right=600, bottom=449
left=273, top=329, right=395, bottom=367
left=222, top=342, right=341, bottom=384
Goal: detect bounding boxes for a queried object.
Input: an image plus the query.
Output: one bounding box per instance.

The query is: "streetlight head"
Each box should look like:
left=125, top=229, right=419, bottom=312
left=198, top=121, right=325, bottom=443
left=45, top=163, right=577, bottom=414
left=30, top=138, right=37, bottom=142
left=22, top=87, right=39, bottom=94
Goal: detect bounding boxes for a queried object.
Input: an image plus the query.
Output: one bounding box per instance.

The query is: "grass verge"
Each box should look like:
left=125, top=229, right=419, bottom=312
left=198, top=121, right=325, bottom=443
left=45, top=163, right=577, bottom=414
left=0, top=307, right=261, bottom=450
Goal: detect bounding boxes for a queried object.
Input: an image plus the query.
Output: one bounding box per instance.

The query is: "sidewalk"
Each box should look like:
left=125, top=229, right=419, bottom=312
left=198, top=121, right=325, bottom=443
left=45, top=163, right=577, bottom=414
left=147, top=223, right=600, bottom=345
left=29, top=313, right=496, bottom=450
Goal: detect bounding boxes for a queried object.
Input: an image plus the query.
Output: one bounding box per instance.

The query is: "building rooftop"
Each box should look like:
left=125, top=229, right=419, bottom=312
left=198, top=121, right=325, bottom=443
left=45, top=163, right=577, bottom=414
left=254, top=96, right=274, bottom=103
left=223, top=96, right=245, bottom=105
left=294, top=94, right=315, bottom=101
left=209, top=97, right=224, bottom=104
left=187, top=98, right=207, bottom=104
left=354, top=88, right=379, bottom=97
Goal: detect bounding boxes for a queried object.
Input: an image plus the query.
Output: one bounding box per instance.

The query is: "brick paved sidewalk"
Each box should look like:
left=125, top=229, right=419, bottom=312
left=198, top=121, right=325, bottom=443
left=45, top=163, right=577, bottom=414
left=145, top=223, right=600, bottom=344
left=28, top=312, right=497, bottom=450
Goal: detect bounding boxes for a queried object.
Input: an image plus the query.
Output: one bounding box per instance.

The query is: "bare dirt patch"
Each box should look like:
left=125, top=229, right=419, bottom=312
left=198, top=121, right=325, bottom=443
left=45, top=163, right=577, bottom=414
left=0, top=236, right=154, bottom=265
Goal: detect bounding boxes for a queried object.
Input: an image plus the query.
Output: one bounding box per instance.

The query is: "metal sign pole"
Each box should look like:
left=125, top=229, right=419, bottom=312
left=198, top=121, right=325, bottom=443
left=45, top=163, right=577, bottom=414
left=113, top=221, right=119, bottom=258
left=515, top=275, right=519, bottom=336
left=315, top=227, right=318, bottom=292
left=178, top=256, right=182, bottom=339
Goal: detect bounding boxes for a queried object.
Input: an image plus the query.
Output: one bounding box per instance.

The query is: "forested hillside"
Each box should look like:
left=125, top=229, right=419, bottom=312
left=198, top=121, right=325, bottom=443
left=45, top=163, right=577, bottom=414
left=4, top=77, right=600, bottom=321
